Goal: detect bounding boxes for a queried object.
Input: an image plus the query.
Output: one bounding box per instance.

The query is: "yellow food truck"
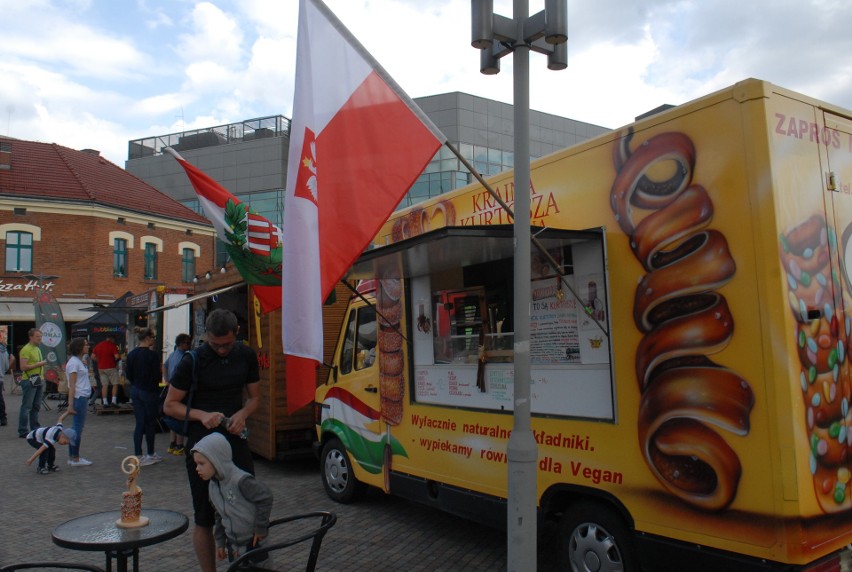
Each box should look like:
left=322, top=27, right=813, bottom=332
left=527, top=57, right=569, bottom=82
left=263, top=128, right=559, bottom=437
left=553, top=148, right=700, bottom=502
left=314, top=78, right=852, bottom=571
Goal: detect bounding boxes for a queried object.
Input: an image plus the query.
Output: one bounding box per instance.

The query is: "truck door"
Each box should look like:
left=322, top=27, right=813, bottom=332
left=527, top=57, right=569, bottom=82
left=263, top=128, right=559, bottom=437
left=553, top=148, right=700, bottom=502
left=824, top=112, right=852, bottom=293
left=329, top=302, right=386, bottom=476
left=818, top=110, right=852, bottom=512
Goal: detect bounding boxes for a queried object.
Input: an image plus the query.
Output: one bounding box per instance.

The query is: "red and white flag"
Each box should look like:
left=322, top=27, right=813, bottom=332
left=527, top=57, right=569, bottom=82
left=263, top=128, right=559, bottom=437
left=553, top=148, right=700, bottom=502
left=282, top=0, right=445, bottom=412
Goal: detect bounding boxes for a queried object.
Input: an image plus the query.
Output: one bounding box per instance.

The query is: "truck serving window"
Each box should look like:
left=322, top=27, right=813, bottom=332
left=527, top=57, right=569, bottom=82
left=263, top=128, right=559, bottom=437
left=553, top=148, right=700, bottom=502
left=346, top=226, right=614, bottom=420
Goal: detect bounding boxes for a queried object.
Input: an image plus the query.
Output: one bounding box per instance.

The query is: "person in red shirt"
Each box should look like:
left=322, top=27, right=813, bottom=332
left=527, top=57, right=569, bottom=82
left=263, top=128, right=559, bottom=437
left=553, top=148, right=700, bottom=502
left=91, top=335, right=121, bottom=407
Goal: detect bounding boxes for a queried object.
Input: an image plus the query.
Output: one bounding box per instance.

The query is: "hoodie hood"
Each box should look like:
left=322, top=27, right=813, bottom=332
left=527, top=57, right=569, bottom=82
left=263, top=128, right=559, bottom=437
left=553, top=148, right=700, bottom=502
left=191, top=432, right=237, bottom=481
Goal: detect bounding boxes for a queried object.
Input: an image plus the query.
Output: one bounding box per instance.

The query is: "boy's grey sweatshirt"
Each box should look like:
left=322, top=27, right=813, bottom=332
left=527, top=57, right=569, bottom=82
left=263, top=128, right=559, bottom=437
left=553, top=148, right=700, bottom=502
left=192, top=432, right=273, bottom=548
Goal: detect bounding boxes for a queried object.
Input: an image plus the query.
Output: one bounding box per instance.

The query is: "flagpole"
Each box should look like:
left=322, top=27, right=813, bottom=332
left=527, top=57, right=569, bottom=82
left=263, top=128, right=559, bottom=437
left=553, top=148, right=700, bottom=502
left=471, top=2, right=568, bottom=569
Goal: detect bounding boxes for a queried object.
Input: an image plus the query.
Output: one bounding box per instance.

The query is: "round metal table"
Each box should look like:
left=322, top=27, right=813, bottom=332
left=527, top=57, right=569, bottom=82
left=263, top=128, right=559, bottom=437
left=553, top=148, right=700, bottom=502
left=52, top=509, right=189, bottom=572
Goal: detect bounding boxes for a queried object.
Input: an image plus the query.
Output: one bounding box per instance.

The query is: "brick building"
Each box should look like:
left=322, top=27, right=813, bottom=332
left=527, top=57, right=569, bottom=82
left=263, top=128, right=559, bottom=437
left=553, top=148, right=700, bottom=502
left=0, top=136, right=215, bottom=354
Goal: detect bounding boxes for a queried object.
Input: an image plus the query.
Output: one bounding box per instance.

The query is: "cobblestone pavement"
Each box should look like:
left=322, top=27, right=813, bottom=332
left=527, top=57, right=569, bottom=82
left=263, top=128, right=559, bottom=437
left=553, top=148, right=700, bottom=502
left=0, top=384, right=559, bottom=571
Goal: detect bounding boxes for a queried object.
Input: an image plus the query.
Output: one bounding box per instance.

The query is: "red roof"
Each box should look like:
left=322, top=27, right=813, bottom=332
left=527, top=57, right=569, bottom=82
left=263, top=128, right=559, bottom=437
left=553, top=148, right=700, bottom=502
left=0, top=136, right=210, bottom=225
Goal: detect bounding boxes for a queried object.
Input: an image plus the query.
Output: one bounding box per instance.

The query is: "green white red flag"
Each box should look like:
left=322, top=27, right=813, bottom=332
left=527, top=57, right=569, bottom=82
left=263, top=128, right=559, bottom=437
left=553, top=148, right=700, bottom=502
left=282, top=0, right=445, bottom=412
left=165, top=147, right=282, bottom=313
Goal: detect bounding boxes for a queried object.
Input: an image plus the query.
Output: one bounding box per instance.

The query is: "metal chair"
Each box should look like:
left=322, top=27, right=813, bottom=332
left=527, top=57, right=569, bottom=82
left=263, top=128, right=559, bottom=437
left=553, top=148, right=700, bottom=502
left=226, top=511, right=337, bottom=572
left=0, top=563, right=106, bottom=572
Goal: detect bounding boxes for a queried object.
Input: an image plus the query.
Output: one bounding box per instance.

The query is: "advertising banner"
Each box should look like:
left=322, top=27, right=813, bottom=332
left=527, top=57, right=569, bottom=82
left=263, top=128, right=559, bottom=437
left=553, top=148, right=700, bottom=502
left=33, top=289, right=66, bottom=387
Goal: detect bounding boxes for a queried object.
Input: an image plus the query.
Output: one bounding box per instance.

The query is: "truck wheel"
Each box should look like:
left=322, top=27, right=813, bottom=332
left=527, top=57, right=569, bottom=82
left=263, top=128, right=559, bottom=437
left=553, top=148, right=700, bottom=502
left=321, top=438, right=364, bottom=503
left=558, top=501, right=637, bottom=572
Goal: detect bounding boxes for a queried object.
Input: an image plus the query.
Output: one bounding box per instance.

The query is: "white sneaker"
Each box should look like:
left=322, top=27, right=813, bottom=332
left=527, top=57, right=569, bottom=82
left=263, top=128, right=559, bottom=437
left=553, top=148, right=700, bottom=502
left=138, top=455, right=157, bottom=466
left=67, top=458, right=93, bottom=466
left=148, top=452, right=164, bottom=461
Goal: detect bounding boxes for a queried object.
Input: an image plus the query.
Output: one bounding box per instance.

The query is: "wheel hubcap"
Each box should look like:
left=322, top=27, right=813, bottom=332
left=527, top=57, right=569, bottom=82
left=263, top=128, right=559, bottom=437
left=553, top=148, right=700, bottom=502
left=325, top=449, right=348, bottom=494
left=569, top=522, right=623, bottom=572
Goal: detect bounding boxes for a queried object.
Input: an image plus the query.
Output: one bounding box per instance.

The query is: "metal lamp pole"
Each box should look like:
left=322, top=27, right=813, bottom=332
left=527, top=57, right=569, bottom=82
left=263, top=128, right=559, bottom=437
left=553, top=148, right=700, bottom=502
left=471, top=1, right=567, bottom=569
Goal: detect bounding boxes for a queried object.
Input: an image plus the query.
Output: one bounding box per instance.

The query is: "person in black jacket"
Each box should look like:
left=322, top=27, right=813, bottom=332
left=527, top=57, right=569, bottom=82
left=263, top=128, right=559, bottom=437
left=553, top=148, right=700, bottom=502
left=125, top=326, right=163, bottom=466
left=164, top=309, right=260, bottom=572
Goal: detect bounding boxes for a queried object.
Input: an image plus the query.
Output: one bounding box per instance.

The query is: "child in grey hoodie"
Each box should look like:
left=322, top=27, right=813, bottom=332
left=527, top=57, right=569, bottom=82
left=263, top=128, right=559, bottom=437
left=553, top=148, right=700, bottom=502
left=191, top=432, right=274, bottom=565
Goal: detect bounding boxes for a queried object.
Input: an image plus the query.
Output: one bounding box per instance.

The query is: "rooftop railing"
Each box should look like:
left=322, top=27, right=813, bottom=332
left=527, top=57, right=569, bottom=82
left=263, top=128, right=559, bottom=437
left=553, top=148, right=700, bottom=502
left=128, top=115, right=291, bottom=160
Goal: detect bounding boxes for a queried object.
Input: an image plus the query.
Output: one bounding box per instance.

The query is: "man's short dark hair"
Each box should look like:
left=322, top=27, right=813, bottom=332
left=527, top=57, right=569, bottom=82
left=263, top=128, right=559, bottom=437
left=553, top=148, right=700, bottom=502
left=174, top=333, right=192, bottom=346
left=205, top=309, right=238, bottom=337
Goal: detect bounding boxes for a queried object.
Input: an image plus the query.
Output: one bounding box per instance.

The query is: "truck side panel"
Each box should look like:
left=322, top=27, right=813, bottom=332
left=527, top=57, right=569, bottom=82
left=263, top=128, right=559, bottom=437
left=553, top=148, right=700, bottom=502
left=317, top=79, right=852, bottom=568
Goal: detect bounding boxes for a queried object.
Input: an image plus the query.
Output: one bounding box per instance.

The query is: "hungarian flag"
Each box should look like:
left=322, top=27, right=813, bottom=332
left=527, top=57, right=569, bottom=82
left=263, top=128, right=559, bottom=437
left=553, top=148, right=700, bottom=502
left=282, top=0, right=446, bottom=412
left=165, top=147, right=283, bottom=313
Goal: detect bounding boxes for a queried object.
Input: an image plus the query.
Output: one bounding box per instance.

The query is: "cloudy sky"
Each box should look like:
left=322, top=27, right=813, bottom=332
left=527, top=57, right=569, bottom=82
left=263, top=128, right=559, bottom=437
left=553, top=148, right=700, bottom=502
left=2, top=0, right=851, bottom=167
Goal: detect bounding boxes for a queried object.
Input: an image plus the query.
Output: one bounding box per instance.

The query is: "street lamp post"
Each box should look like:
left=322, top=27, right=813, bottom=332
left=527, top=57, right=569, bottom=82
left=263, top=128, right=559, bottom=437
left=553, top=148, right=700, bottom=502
left=471, top=1, right=567, bottom=570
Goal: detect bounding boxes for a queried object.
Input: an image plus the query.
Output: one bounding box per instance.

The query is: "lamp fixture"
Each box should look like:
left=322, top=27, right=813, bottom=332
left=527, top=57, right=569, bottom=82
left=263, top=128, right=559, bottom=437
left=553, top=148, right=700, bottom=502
left=205, top=271, right=212, bottom=280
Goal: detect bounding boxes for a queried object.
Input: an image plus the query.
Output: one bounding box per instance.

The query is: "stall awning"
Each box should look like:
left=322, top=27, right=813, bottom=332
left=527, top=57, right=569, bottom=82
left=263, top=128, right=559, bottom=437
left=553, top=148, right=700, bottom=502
left=146, top=282, right=246, bottom=314
left=346, top=225, right=602, bottom=281
left=0, top=301, right=99, bottom=321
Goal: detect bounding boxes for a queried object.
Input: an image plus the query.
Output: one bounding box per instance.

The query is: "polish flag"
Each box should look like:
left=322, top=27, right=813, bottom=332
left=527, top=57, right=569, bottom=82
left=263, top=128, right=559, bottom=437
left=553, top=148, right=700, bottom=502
left=166, top=147, right=283, bottom=313
left=282, top=0, right=445, bottom=412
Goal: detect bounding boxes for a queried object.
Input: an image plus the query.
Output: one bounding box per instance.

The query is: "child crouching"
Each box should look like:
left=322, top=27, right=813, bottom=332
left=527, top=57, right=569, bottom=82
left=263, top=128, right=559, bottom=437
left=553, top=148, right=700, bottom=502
left=25, top=411, right=76, bottom=474
left=191, top=432, right=274, bottom=567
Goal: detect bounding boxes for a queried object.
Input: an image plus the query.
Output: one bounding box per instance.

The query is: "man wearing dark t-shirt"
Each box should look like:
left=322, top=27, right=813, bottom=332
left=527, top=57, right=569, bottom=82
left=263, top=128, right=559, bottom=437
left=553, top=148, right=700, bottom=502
left=164, top=309, right=260, bottom=572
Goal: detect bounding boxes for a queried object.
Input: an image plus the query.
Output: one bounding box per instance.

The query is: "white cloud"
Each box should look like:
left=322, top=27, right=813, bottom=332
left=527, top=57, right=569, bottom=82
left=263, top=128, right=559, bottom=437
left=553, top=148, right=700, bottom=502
left=3, top=0, right=852, bottom=168
left=175, top=2, right=244, bottom=67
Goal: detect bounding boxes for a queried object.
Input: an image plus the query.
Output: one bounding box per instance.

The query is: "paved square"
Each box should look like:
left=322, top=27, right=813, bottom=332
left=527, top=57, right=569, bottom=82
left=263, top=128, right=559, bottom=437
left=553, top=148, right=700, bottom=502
left=0, top=382, right=557, bottom=570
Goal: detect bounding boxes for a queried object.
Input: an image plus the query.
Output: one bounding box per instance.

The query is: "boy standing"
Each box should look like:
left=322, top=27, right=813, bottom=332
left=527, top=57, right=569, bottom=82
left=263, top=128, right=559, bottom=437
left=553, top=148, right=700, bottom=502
left=191, top=432, right=273, bottom=565
left=25, top=411, right=77, bottom=474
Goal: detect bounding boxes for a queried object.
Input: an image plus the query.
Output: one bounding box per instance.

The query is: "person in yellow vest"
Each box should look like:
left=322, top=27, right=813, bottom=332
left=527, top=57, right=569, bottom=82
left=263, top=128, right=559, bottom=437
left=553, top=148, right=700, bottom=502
left=18, top=328, right=47, bottom=437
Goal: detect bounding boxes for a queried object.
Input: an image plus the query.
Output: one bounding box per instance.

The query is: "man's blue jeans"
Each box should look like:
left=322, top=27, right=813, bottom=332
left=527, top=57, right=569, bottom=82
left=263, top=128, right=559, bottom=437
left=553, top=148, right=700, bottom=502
left=131, top=385, right=159, bottom=456
left=18, top=378, right=43, bottom=437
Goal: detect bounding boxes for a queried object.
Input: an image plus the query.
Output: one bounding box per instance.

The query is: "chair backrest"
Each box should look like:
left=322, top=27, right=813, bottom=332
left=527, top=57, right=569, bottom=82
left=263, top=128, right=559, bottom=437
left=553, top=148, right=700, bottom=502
left=0, top=564, right=106, bottom=572
left=226, top=511, right=338, bottom=572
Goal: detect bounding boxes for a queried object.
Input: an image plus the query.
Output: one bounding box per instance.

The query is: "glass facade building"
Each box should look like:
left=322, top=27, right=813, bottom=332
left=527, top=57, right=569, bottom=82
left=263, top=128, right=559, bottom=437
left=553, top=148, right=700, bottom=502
left=125, top=94, right=609, bottom=265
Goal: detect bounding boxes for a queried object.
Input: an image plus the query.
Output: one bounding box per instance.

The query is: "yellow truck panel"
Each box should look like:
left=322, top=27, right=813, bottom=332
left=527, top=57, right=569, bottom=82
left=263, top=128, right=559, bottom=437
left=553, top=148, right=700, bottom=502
left=315, top=79, right=852, bottom=571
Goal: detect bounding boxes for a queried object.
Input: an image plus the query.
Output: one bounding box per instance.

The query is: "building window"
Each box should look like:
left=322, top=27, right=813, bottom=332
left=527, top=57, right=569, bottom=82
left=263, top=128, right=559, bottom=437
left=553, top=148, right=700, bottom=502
left=5, top=231, right=33, bottom=272
left=144, top=243, right=158, bottom=280
left=181, top=248, right=195, bottom=283
left=113, top=238, right=128, bottom=277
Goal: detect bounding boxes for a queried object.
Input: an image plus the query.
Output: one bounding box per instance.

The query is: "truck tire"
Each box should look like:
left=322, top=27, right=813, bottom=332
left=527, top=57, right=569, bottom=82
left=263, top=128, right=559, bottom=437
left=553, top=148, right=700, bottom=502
left=558, top=501, right=637, bottom=572
left=321, top=438, right=365, bottom=503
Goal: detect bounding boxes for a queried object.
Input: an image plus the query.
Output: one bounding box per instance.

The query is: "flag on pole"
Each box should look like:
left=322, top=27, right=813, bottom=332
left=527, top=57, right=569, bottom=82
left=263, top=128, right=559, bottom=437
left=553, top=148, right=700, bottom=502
left=165, top=147, right=283, bottom=313
left=282, top=0, right=446, bottom=412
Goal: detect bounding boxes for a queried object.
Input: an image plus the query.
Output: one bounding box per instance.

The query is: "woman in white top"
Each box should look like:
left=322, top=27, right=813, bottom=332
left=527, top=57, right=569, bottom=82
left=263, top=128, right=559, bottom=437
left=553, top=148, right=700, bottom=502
left=65, top=338, right=93, bottom=466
